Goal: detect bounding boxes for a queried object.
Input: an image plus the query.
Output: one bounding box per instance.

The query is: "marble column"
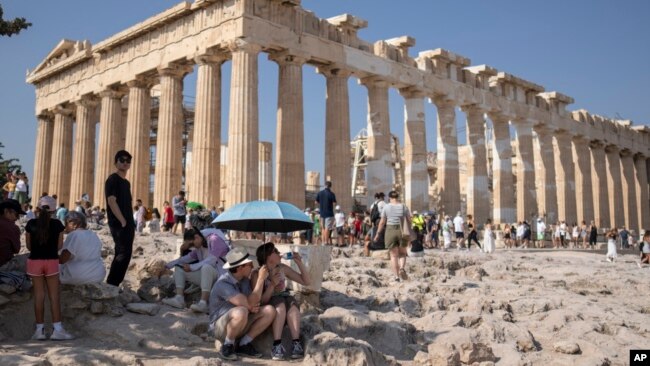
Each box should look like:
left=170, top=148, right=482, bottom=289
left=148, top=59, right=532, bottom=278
left=225, top=41, right=260, bottom=207
left=259, top=141, right=273, bottom=200
left=489, top=113, right=515, bottom=224
left=634, top=154, right=649, bottom=231
left=605, top=145, right=624, bottom=229
left=319, top=66, right=352, bottom=213
left=590, top=141, right=609, bottom=228
left=306, top=171, right=320, bottom=193
left=70, top=98, right=97, bottom=207
left=49, top=107, right=74, bottom=207
left=362, top=77, right=393, bottom=206
left=154, top=65, right=190, bottom=211
left=620, top=150, right=638, bottom=231
left=189, top=55, right=225, bottom=209
left=533, top=126, right=558, bottom=224
left=554, top=133, right=577, bottom=224
left=402, top=90, right=428, bottom=213
left=124, top=80, right=152, bottom=207
left=512, top=118, right=537, bottom=221
left=94, top=89, right=124, bottom=208
left=32, top=113, right=54, bottom=203
left=271, top=53, right=305, bottom=208
left=434, top=97, right=460, bottom=216
left=461, top=105, right=489, bottom=222
left=572, top=136, right=594, bottom=224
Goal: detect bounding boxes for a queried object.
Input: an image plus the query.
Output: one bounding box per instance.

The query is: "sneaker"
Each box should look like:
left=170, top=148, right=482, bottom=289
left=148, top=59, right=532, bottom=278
left=272, top=343, right=286, bottom=360
left=184, top=283, right=201, bottom=295
left=237, top=342, right=263, bottom=358
left=219, top=343, right=238, bottom=361
left=190, top=301, right=208, bottom=313
left=637, top=261, right=643, bottom=269
left=50, top=328, right=74, bottom=340
left=291, top=342, right=304, bottom=359
left=31, top=328, right=47, bottom=341
left=399, top=268, right=409, bottom=281
left=162, top=296, right=185, bottom=309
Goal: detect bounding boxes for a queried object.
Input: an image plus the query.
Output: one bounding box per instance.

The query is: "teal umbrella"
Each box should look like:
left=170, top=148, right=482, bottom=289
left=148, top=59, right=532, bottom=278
left=212, top=200, right=313, bottom=233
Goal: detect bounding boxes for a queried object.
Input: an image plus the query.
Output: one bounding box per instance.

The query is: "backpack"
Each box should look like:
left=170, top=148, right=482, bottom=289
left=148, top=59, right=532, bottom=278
left=370, top=202, right=381, bottom=224
left=144, top=208, right=153, bottom=221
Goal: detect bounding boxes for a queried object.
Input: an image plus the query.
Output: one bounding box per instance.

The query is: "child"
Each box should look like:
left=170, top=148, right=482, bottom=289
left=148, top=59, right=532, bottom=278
left=25, top=196, right=74, bottom=340
left=252, top=242, right=311, bottom=360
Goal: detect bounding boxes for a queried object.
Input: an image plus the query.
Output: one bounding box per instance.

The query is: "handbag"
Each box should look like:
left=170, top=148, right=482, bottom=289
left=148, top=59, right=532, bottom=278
left=399, top=204, right=416, bottom=241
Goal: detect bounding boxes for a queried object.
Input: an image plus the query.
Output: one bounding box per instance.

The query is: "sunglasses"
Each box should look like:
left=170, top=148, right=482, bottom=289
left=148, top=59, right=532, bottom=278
left=118, top=158, right=132, bottom=164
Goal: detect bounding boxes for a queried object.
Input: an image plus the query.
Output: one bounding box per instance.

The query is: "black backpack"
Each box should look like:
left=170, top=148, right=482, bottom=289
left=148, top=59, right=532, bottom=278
left=370, top=202, right=381, bottom=224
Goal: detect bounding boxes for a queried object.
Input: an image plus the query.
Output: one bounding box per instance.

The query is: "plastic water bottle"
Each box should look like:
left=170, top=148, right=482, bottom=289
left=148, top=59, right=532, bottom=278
left=281, top=252, right=294, bottom=260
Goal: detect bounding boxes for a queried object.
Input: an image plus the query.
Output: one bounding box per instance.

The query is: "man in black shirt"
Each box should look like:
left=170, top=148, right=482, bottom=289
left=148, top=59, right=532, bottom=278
left=105, top=150, right=135, bottom=286
left=315, top=181, right=336, bottom=245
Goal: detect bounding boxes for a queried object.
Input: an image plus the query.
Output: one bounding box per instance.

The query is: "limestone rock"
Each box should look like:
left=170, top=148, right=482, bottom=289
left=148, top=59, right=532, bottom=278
left=458, top=342, right=496, bottom=364
left=553, top=341, right=581, bottom=354
left=370, top=249, right=390, bottom=260
left=90, top=301, right=104, bottom=314
left=162, top=357, right=222, bottom=366
left=0, top=294, right=9, bottom=306
left=414, top=351, right=431, bottom=366
left=126, top=303, right=160, bottom=316
left=138, top=258, right=169, bottom=279
left=303, top=331, right=397, bottom=366
left=76, top=283, right=120, bottom=300
left=0, top=283, right=17, bottom=295
left=427, top=343, right=461, bottom=366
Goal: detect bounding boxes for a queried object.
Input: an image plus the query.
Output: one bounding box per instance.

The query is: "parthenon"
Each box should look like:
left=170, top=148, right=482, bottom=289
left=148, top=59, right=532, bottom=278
left=27, top=0, right=649, bottom=233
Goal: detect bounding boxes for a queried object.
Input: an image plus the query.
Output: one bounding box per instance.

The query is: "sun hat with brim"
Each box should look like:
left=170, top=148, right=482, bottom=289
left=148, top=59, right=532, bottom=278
left=38, top=196, right=57, bottom=212
left=222, top=247, right=255, bottom=269
left=0, top=199, right=26, bottom=215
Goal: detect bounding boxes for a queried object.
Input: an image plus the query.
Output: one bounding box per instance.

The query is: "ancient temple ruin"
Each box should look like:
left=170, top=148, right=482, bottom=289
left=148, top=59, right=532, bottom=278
left=27, top=0, right=650, bottom=232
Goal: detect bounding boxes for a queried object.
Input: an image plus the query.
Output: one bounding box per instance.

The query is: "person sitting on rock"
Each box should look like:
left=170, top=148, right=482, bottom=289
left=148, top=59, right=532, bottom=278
left=209, top=247, right=276, bottom=360
left=163, top=228, right=229, bottom=313
left=252, top=242, right=310, bottom=360
left=637, top=230, right=650, bottom=268
left=59, top=211, right=106, bottom=285
left=0, top=199, right=24, bottom=268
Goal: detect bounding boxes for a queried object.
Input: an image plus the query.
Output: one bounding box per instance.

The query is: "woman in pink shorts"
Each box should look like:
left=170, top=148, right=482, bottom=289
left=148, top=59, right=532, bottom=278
left=25, top=195, right=74, bottom=340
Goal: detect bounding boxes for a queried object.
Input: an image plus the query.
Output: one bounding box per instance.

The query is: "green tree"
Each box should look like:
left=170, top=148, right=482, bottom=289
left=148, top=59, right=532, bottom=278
left=0, top=142, right=24, bottom=198
left=0, top=4, right=31, bottom=37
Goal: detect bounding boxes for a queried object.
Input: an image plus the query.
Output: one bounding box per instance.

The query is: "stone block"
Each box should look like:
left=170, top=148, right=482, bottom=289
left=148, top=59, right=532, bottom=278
left=126, top=303, right=160, bottom=316
left=0, top=284, right=17, bottom=295
left=90, top=301, right=104, bottom=314
left=553, top=341, right=581, bottom=354
left=370, top=249, right=390, bottom=260
left=0, top=294, right=9, bottom=306
left=76, top=283, right=120, bottom=300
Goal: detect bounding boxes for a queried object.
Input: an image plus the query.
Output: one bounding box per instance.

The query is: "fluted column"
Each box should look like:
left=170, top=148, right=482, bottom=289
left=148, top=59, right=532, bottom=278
left=605, top=145, right=624, bottom=228
left=154, top=65, right=190, bottom=211
left=572, top=136, right=594, bottom=224
left=124, top=80, right=152, bottom=207
left=620, top=150, right=638, bottom=231
left=95, top=89, right=124, bottom=208
left=225, top=41, right=260, bottom=207
left=461, top=105, right=489, bottom=222
left=189, top=54, right=226, bottom=208
left=634, top=154, right=649, bottom=231
left=512, top=118, right=537, bottom=221
left=402, top=90, right=428, bottom=213
left=271, top=52, right=305, bottom=207
left=319, top=66, right=352, bottom=213
left=362, top=77, right=393, bottom=206
left=489, top=113, right=515, bottom=224
left=590, top=141, right=609, bottom=228
left=306, top=171, right=320, bottom=193
left=32, top=113, right=54, bottom=202
left=554, top=133, right=577, bottom=224
left=533, top=127, right=558, bottom=223
left=434, top=97, right=460, bottom=216
left=258, top=142, right=273, bottom=200
left=49, top=106, right=74, bottom=206
left=70, top=98, right=98, bottom=207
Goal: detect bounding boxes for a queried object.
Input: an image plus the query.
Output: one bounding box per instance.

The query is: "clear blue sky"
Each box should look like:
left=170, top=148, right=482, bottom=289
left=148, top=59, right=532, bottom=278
left=1, top=0, right=649, bottom=184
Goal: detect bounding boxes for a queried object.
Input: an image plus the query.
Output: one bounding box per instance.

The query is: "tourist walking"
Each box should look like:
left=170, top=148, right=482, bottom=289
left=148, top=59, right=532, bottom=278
left=535, top=218, right=547, bottom=248
left=315, top=181, right=336, bottom=245
left=588, top=220, right=598, bottom=249
left=442, top=215, right=453, bottom=250
left=135, top=199, right=146, bottom=234
left=373, top=190, right=412, bottom=282
left=453, top=212, right=465, bottom=250
left=162, top=201, right=174, bottom=231
left=503, top=223, right=513, bottom=248
left=483, top=219, right=495, bottom=254
left=637, top=230, right=650, bottom=268
left=14, top=173, right=28, bottom=205
left=619, top=227, right=629, bottom=249
left=580, top=221, right=588, bottom=248
left=571, top=223, right=580, bottom=248
left=466, top=214, right=481, bottom=250
left=172, top=191, right=187, bottom=235
left=105, top=150, right=135, bottom=287
left=605, top=228, right=618, bottom=263
left=559, top=221, right=567, bottom=248
left=25, top=195, right=74, bottom=340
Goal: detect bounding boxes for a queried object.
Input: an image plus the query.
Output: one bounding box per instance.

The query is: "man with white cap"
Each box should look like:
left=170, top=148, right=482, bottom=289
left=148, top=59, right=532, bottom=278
left=209, top=247, right=276, bottom=360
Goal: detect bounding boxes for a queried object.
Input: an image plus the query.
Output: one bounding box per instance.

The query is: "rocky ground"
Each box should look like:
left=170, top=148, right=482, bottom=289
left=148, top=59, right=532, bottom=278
left=0, top=227, right=647, bottom=366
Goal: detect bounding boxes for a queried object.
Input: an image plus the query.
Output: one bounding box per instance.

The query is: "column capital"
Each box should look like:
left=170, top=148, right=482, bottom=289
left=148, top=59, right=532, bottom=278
left=619, top=148, right=633, bottom=158
left=73, top=95, right=99, bottom=108
left=50, top=104, right=75, bottom=116
left=99, top=87, right=126, bottom=99
left=316, top=64, right=353, bottom=79
left=487, top=111, right=510, bottom=125
left=589, top=140, right=606, bottom=150
left=194, top=52, right=229, bottom=66
left=268, top=50, right=307, bottom=66
left=36, top=111, right=54, bottom=121
left=126, top=77, right=155, bottom=89
left=226, top=39, right=262, bottom=55
left=604, top=144, right=619, bottom=153
left=157, top=63, right=193, bottom=78
left=431, top=95, right=456, bottom=108
left=634, top=152, right=646, bottom=160
left=459, top=103, right=487, bottom=114
left=358, top=75, right=389, bottom=89
left=399, top=86, right=426, bottom=99
left=571, top=134, right=590, bottom=143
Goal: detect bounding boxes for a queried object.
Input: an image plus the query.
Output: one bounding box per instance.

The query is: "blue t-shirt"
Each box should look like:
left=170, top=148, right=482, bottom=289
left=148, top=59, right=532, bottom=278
left=209, top=272, right=252, bottom=323
left=316, top=188, right=336, bottom=218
